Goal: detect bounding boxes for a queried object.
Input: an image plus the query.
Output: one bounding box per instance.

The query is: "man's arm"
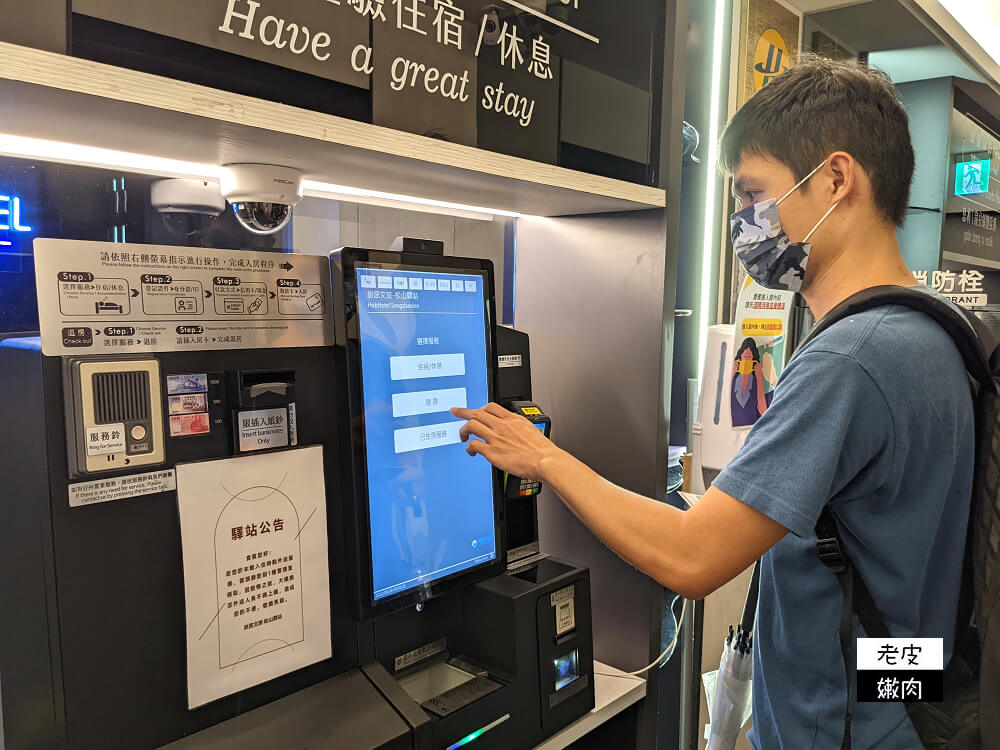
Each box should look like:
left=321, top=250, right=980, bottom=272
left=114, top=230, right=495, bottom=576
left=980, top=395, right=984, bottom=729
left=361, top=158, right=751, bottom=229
left=452, top=404, right=788, bottom=599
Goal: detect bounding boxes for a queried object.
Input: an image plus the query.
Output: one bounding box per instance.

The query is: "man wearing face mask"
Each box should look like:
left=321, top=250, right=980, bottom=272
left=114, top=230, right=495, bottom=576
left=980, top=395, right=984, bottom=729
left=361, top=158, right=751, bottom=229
left=453, top=55, right=972, bottom=749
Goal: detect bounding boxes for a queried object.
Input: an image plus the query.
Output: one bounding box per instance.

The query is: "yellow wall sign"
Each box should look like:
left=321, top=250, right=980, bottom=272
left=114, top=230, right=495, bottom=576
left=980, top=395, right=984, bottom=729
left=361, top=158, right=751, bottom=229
left=753, top=28, right=791, bottom=92
left=740, top=318, right=784, bottom=337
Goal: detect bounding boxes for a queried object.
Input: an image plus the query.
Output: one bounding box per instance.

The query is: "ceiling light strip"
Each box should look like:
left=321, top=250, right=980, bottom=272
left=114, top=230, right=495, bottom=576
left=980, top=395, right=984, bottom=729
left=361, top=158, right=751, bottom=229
left=0, top=134, right=221, bottom=179
left=302, top=180, right=522, bottom=219
left=0, top=134, right=521, bottom=219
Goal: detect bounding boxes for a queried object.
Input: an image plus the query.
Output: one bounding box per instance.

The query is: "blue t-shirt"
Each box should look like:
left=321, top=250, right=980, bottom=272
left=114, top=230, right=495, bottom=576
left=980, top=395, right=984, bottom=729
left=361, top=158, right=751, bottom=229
left=714, top=296, right=974, bottom=749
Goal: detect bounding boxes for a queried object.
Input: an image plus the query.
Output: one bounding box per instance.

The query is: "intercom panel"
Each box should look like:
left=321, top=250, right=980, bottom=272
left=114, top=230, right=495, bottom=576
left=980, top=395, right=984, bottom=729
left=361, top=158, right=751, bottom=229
left=66, top=356, right=165, bottom=475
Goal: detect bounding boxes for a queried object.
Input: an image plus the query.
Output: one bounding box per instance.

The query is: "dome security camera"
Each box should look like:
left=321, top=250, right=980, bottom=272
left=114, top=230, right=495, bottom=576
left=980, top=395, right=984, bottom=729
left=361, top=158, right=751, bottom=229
left=150, top=178, right=226, bottom=215
left=479, top=5, right=505, bottom=46
left=220, top=164, right=304, bottom=236
left=150, top=178, right=226, bottom=238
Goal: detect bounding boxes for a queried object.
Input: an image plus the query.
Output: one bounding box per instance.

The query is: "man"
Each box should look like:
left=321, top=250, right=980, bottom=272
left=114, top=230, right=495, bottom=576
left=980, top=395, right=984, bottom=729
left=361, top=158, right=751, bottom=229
left=452, top=56, right=974, bottom=749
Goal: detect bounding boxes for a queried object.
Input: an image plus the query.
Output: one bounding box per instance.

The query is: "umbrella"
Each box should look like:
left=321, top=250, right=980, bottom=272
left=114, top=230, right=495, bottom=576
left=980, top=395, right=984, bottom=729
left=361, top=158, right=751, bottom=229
left=705, top=561, right=760, bottom=750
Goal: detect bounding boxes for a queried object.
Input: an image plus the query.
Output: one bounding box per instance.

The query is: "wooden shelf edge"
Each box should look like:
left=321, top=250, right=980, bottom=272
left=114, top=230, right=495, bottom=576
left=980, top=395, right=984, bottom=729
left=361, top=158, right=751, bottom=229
left=0, top=42, right=666, bottom=210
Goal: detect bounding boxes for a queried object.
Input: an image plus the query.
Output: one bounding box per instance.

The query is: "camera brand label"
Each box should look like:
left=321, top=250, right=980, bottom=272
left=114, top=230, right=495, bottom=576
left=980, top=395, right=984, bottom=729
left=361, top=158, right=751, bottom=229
left=34, top=240, right=333, bottom=356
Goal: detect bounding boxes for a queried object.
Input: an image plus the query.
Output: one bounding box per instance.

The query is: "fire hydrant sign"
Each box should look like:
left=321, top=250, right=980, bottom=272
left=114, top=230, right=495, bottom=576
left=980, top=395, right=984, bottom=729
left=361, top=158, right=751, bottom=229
left=32, top=239, right=333, bottom=356
left=176, top=446, right=331, bottom=709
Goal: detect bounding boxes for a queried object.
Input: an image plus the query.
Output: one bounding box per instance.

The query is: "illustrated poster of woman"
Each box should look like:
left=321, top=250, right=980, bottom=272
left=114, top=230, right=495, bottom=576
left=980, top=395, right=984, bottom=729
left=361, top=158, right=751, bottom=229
left=731, top=337, right=774, bottom=428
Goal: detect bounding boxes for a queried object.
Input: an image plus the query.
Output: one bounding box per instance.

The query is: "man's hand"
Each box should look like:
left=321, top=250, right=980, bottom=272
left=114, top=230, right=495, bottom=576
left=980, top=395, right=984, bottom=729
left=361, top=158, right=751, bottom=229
left=451, top=403, right=560, bottom=479
left=454, top=403, right=787, bottom=599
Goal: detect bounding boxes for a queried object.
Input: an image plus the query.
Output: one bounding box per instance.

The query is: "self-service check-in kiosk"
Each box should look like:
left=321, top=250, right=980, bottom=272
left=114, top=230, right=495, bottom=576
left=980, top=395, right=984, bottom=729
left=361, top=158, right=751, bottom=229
left=330, top=248, right=594, bottom=750
left=0, top=239, right=594, bottom=750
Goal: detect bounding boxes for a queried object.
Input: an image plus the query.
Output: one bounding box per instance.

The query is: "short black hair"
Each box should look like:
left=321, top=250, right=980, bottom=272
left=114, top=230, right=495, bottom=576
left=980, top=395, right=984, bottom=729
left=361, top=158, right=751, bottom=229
left=720, top=54, right=914, bottom=226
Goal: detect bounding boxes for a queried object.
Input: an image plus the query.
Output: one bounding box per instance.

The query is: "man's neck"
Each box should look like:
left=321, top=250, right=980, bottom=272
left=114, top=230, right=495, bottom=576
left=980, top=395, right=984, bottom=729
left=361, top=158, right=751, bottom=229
left=800, top=223, right=915, bottom=320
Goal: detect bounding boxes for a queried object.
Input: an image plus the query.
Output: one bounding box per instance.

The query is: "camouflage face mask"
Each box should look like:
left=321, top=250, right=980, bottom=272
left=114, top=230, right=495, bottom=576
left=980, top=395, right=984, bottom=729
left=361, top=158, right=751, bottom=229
left=730, top=160, right=840, bottom=292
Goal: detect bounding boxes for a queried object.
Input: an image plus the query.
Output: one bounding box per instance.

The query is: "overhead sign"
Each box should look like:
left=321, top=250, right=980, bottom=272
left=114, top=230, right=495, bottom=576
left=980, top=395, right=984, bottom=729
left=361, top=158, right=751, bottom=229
left=33, top=239, right=333, bottom=356
left=368, top=0, right=564, bottom=159
left=72, top=0, right=593, bottom=166
left=73, top=0, right=371, bottom=88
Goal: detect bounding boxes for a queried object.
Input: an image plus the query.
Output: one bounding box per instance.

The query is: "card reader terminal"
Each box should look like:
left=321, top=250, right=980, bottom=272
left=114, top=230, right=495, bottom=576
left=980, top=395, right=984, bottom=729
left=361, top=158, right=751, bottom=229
left=503, top=401, right=551, bottom=499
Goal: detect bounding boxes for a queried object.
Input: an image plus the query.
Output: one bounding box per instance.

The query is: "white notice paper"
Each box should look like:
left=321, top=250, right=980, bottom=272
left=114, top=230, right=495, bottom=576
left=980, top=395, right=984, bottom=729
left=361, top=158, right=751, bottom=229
left=176, top=446, right=331, bottom=709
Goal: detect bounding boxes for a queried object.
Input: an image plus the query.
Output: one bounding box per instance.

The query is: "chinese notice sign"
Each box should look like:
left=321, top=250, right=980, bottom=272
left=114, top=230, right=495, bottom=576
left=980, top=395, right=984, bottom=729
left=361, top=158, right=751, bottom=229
left=175, top=446, right=331, bottom=709
left=72, top=0, right=596, bottom=167
left=32, top=239, right=332, bottom=356
left=913, top=267, right=989, bottom=308
left=68, top=468, right=176, bottom=508
left=237, top=406, right=297, bottom=451
left=856, top=637, right=944, bottom=703
left=731, top=277, right=795, bottom=429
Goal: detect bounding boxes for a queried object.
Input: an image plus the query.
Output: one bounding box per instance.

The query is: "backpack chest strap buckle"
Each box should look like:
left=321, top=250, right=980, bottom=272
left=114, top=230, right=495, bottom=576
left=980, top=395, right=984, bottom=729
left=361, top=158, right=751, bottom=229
left=817, top=536, right=847, bottom=573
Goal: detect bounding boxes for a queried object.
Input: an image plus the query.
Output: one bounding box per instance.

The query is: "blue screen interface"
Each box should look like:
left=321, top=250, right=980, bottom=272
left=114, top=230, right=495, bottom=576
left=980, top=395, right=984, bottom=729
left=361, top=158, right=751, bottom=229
left=356, top=266, right=497, bottom=602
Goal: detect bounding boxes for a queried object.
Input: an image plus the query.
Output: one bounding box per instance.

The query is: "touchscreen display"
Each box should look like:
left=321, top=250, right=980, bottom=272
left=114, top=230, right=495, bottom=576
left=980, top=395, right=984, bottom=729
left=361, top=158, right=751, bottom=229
left=356, top=266, right=497, bottom=602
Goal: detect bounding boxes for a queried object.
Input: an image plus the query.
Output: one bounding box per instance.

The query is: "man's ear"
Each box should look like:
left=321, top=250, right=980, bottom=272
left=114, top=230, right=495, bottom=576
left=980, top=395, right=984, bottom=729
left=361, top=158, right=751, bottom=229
left=827, top=151, right=855, bottom=204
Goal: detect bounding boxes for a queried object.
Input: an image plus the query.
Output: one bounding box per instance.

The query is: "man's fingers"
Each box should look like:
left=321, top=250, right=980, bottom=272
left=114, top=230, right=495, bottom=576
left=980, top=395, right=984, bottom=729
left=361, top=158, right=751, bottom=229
left=453, top=403, right=510, bottom=423
left=459, top=419, right=492, bottom=443
left=481, top=403, right=511, bottom=419
left=451, top=406, right=498, bottom=425
left=452, top=406, right=504, bottom=430
left=471, top=409, right=503, bottom=428
left=466, top=439, right=496, bottom=462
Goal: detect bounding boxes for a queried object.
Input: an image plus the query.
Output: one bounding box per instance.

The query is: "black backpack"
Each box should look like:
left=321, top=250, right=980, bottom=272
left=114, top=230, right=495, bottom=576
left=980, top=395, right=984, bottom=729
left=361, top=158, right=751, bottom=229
left=795, top=285, right=1000, bottom=750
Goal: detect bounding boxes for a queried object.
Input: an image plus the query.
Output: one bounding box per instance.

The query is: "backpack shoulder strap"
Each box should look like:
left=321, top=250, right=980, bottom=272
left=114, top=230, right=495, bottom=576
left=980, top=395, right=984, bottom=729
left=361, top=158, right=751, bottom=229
left=808, top=285, right=996, bottom=747
left=798, top=285, right=997, bottom=391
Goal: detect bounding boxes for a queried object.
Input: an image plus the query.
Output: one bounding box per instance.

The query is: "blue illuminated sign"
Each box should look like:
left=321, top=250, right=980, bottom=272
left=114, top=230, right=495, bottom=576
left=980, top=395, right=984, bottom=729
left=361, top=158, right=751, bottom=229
left=0, top=194, right=33, bottom=247
left=955, top=159, right=991, bottom=197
